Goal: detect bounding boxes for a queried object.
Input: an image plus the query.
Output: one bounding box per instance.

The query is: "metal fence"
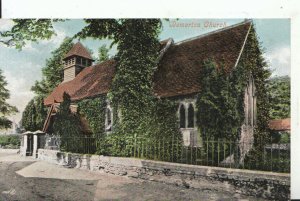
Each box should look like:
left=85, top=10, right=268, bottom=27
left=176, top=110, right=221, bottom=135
left=44, top=135, right=97, bottom=154
left=123, top=137, right=290, bottom=173
left=44, top=135, right=290, bottom=173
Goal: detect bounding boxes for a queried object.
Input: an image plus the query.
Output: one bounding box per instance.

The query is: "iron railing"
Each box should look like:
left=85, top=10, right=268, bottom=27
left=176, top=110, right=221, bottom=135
left=45, top=135, right=97, bottom=154
left=44, top=135, right=290, bottom=173
left=122, top=137, right=290, bottom=173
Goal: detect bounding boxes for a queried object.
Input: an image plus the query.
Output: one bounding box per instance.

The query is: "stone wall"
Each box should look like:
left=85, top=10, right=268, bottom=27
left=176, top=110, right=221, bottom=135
left=38, top=149, right=290, bottom=200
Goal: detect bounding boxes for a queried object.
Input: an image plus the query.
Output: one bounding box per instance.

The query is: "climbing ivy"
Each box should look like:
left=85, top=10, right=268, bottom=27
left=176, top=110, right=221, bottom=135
left=100, top=98, right=183, bottom=159
left=77, top=96, right=107, bottom=138
left=237, top=25, right=272, bottom=169
left=195, top=24, right=271, bottom=167
left=196, top=25, right=270, bottom=144
left=238, top=26, right=271, bottom=143
left=107, top=20, right=167, bottom=153
left=196, top=60, right=244, bottom=142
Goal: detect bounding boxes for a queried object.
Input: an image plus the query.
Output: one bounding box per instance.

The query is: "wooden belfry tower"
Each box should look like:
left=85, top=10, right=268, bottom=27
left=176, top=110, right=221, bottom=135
left=63, top=42, right=94, bottom=82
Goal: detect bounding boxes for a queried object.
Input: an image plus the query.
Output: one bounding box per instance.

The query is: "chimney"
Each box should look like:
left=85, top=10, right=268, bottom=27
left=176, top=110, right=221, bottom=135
left=62, top=42, right=94, bottom=82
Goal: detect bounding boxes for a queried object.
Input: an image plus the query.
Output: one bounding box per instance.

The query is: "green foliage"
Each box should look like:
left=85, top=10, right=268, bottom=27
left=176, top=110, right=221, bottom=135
left=268, top=76, right=290, bottom=119
left=21, top=99, right=36, bottom=131
left=2, top=20, right=175, bottom=155
left=242, top=26, right=273, bottom=169
left=77, top=96, right=107, bottom=137
left=0, top=19, right=59, bottom=49
left=239, top=26, right=271, bottom=143
left=34, top=96, right=47, bottom=129
left=97, top=45, right=110, bottom=63
left=21, top=97, right=47, bottom=131
left=76, top=19, right=171, bottom=156
left=0, top=135, right=20, bottom=148
left=0, top=69, right=18, bottom=129
left=22, top=38, right=73, bottom=132
left=31, top=37, right=74, bottom=97
left=196, top=60, right=244, bottom=141
left=101, top=98, right=182, bottom=159
left=53, top=93, right=83, bottom=151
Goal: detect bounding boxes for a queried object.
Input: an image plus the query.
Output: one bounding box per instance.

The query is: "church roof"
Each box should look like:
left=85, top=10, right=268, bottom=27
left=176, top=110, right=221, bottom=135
left=44, top=60, right=115, bottom=105
left=64, top=42, right=94, bottom=60
left=44, top=20, right=252, bottom=106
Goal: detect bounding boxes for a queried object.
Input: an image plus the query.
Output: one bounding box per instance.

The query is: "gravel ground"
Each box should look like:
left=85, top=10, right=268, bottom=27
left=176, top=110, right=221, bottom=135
left=0, top=150, right=267, bottom=201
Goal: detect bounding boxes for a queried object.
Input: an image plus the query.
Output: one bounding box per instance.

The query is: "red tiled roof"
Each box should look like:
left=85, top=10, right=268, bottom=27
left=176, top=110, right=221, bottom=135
left=64, top=42, right=93, bottom=60
left=153, top=21, right=251, bottom=97
left=45, top=21, right=251, bottom=105
left=268, top=118, right=291, bottom=131
left=44, top=60, right=115, bottom=105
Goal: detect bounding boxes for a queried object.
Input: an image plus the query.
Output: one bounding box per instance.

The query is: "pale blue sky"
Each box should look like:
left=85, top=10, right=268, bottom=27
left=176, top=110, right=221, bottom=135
left=0, top=19, right=290, bottom=123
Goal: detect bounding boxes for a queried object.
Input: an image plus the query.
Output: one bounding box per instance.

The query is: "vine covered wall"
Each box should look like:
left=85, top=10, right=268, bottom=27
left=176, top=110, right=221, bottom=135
left=237, top=25, right=271, bottom=143
left=196, top=24, right=270, bottom=144
left=77, top=95, right=107, bottom=138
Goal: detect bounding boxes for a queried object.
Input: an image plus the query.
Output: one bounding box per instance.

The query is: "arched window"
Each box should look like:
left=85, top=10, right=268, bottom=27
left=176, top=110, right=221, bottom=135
left=105, top=107, right=113, bottom=132
left=245, top=76, right=256, bottom=126
left=187, top=104, right=194, bottom=128
left=179, top=104, right=186, bottom=128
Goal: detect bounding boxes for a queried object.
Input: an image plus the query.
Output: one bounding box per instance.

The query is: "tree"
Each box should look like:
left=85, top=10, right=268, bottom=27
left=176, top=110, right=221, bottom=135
left=21, top=38, right=73, bottom=131
left=0, top=69, right=18, bottom=129
left=34, top=96, right=47, bottom=129
left=268, top=76, right=290, bottom=119
left=53, top=92, right=82, bottom=137
left=53, top=93, right=83, bottom=152
left=0, top=19, right=60, bottom=50
left=31, top=37, right=74, bottom=97
left=21, top=97, right=47, bottom=131
left=97, top=45, right=110, bottom=63
left=21, top=99, right=36, bottom=131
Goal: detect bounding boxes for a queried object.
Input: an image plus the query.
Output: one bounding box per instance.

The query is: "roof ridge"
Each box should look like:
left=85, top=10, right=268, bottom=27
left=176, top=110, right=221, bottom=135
left=64, top=41, right=94, bottom=60
left=89, top=59, right=115, bottom=68
left=175, top=19, right=253, bottom=46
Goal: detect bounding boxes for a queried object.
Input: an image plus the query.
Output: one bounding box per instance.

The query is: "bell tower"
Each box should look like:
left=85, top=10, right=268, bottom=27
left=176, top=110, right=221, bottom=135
left=63, top=42, right=94, bottom=82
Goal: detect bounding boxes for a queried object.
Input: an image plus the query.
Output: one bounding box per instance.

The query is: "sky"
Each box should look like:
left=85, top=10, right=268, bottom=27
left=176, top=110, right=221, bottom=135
left=0, top=19, right=291, bottom=125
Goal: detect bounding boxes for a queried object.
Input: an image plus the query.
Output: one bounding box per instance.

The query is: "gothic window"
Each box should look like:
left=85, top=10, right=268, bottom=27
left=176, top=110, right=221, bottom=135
left=105, top=106, right=113, bottom=132
left=187, top=104, right=195, bottom=128
left=245, top=76, right=256, bottom=126
left=179, top=104, right=186, bottom=128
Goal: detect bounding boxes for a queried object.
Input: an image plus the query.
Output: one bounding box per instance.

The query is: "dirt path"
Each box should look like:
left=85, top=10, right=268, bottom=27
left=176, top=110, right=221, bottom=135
left=0, top=150, right=267, bottom=201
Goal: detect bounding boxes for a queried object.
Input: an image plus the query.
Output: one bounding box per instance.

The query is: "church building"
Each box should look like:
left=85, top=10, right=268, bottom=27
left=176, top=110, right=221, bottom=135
left=43, top=20, right=257, bottom=158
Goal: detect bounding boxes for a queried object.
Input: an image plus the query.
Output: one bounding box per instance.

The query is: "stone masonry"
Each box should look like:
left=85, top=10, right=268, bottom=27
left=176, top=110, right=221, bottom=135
left=38, top=149, right=290, bottom=200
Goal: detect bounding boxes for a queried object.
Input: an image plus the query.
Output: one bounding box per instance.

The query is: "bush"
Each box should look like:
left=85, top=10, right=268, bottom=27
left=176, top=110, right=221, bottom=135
left=0, top=135, right=21, bottom=148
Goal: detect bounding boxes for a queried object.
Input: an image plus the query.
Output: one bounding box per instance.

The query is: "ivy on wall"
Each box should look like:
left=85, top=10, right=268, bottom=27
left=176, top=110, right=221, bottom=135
left=103, top=19, right=180, bottom=156
left=196, top=60, right=244, bottom=142
left=237, top=26, right=271, bottom=143
left=98, top=98, right=183, bottom=159
left=108, top=20, right=162, bottom=142
left=236, top=25, right=272, bottom=168
left=194, top=25, right=271, bottom=167
left=77, top=96, right=107, bottom=138
left=196, top=25, right=270, bottom=144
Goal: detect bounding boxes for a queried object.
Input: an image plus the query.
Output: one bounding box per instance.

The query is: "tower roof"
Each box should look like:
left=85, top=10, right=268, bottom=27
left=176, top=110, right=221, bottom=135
left=64, top=42, right=94, bottom=60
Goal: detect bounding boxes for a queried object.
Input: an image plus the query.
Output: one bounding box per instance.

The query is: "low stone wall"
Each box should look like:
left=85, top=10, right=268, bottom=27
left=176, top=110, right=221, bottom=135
left=37, top=149, right=290, bottom=200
